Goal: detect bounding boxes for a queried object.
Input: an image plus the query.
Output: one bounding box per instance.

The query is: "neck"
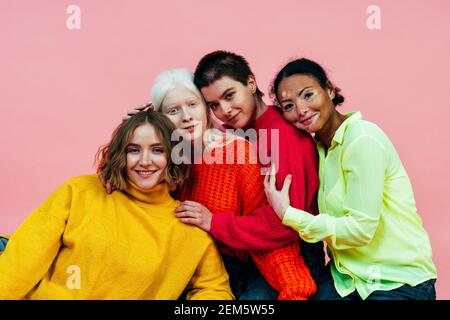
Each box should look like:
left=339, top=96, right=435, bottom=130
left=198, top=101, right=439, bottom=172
left=255, top=97, right=268, bottom=120
left=316, top=111, right=346, bottom=148
left=190, top=137, right=204, bottom=163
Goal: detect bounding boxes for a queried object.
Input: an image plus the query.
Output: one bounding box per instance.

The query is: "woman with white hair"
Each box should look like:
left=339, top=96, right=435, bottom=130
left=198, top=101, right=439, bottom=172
left=113, top=68, right=318, bottom=300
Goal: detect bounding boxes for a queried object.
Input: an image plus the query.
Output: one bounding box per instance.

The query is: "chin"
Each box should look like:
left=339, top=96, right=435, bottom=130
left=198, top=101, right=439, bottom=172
left=192, top=128, right=204, bottom=141
left=131, top=176, right=162, bottom=190
left=230, top=119, right=245, bottom=129
left=294, top=123, right=307, bottom=131
left=138, top=181, right=159, bottom=190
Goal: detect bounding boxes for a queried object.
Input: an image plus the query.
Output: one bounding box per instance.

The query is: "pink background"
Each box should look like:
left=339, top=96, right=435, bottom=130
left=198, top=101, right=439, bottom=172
left=1, top=0, right=449, bottom=298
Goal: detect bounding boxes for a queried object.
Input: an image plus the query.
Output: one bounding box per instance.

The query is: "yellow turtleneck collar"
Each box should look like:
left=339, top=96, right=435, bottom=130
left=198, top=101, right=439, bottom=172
left=125, top=180, right=175, bottom=207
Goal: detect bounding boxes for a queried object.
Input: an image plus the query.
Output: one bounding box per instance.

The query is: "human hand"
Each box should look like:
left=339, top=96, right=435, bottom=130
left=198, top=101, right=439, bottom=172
left=264, top=164, right=292, bottom=220
left=122, top=102, right=155, bottom=121
left=98, top=169, right=116, bottom=194
left=175, top=200, right=213, bottom=232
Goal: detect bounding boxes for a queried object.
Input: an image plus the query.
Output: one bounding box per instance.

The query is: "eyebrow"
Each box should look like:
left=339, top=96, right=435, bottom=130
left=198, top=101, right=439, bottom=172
left=279, top=86, right=312, bottom=103
left=162, top=104, right=178, bottom=110
left=205, top=87, right=234, bottom=105
left=127, top=143, right=162, bottom=147
left=220, top=88, right=234, bottom=99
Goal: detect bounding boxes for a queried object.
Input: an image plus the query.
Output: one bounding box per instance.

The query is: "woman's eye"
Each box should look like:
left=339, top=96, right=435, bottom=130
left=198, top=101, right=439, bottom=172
left=282, top=104, right=294, bottom=111
left=127, top=148, right=140, bottom=154
left=208, top=103, right=218, bottom=110
left=304, top=92, right=313, bottom=100
left=225, top=92, right=234, bottom=100
left=152, top=148, right=164, bottom=154
left=167, top=108, right=179, bottom=115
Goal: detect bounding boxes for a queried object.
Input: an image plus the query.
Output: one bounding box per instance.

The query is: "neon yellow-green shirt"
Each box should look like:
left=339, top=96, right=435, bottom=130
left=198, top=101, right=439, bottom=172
left=283, top=112, right=437, bottom=299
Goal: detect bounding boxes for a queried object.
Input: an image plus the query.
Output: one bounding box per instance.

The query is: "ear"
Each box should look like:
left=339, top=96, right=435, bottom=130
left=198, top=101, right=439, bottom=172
left=247, top=75, right=257, bottom=94
left=326, top=81, right=336, bottom=100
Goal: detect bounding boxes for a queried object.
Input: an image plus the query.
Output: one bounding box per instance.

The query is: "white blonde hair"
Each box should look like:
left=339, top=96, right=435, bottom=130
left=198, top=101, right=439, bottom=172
left=151, top=68, right=245, bottom=152
left=151, top=68, right=202, bottom=111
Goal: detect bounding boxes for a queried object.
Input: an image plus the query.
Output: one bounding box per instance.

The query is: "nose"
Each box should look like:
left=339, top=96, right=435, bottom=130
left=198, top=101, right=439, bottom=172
left=296, top=100, right=309, bottom=116
left=181, top=106, right=193, bottom=122
left=139, top=150, right=153, bottom=167
left=220, top=102, right=233, bottom=117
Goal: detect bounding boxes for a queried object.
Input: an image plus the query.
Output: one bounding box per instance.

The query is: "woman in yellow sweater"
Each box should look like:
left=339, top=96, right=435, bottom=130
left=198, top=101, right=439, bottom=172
left=0, top=111, right=233, bottom=300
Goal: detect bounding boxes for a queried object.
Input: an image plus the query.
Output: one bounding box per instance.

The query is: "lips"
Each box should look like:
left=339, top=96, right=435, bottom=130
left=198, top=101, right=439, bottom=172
left=299, top=113, right=318, bottom=126
left=182, top=123, right=198, bottom=133
left=135, top=170, right=158, bottom=178
left=227, top=112, right=240, bottom=124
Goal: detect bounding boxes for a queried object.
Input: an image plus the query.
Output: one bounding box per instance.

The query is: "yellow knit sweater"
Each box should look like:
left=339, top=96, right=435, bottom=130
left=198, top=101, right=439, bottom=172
left=0, top=175, right=233, bottom=300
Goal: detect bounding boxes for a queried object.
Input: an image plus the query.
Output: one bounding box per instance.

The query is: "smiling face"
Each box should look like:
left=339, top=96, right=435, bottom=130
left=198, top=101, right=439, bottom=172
left=126, top=123, right=168, bottom=190
left=200, top=76, right=257, bottom=129
left=277, top=74, right=336, bottom=134
left=160, top=86, right=208, bottom=141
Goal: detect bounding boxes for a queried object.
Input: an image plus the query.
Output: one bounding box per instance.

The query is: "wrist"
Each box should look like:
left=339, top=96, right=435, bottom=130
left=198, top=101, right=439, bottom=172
left=279, top=204, right=289, bottom=220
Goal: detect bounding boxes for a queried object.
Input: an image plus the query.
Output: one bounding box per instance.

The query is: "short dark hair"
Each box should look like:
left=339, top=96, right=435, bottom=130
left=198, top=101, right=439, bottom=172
left=270, top=58, right=345, bottom=107
left=194, top=50, right=264, bottom=98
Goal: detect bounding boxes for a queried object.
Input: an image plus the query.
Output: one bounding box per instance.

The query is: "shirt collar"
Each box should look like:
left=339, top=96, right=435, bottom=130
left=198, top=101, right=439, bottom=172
left=330, top=111, right=362, bottom=146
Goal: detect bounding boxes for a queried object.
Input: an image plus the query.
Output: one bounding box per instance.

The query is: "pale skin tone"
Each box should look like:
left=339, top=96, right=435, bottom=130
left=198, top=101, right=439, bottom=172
left=174, top=76, right=267, bottom=231
left=159, top=86, right=213, bottom=232
left=201, top=75, right=267, bottom=130
left=118, top=87, right=214, bottom=232
left=266, top=74, right=346, bottom=219
left=126, top=123, right=167, bottom=190
left=160, top=86, right=208, bottom=143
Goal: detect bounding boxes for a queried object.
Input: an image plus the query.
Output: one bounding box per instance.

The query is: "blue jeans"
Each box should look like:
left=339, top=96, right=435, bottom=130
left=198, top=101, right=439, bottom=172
left=0, top=237, right=8, bottom=252
left=312, top=263, right=436, bottom=300
left=222, top=255, right=278, bottom=300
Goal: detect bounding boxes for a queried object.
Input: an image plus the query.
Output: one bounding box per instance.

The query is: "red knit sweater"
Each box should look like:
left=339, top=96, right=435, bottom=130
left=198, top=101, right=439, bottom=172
left=178, top=137, right=316, bottom=299
left=210, top=106, right=320, bottom=250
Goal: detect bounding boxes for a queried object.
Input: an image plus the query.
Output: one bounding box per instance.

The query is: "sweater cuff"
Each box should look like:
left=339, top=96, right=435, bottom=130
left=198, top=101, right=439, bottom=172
left=282, top=206, right=308, bottom=231
left=210, top=211, right=228, bottom=240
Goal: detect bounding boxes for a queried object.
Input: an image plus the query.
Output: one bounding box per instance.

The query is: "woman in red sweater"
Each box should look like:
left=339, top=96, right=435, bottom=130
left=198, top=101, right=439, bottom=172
left=175, top=51, right=326, bottom=289
left=147, top=68, right=316, bottom=300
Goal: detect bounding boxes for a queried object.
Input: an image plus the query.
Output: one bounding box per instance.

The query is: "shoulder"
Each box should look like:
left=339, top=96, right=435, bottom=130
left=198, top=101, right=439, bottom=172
left=54, top=174, right=105, bottom=199
left=344, top=119, right=390, bottom=149
left=64, top=174, right=103, bottom=191
left=276, top=121, right=317, bottom=158
left=341, top=120, right=393, bottom=164
left=266, top=109, right=315, bottom=148
left=208, top=134, right=258, bottom=166
left=174, top=218, right=216, bottom=247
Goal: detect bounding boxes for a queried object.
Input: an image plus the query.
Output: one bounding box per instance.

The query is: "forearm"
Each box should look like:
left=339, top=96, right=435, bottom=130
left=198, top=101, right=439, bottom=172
left=210, top=206, right=299, bottom=250
left=282, top=206, right=379, bottom=250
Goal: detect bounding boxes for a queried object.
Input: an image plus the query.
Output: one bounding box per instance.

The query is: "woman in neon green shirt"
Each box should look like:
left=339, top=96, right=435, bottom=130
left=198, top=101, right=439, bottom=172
left=264, top=58, right=437, bottom=300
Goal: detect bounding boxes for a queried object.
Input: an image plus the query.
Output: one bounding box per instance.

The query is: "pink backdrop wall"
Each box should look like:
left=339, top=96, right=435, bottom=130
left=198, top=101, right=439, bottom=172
left=1, top=0, right=449, bottom=298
